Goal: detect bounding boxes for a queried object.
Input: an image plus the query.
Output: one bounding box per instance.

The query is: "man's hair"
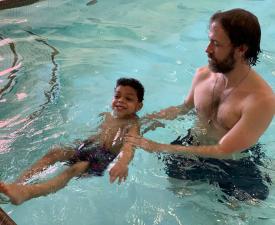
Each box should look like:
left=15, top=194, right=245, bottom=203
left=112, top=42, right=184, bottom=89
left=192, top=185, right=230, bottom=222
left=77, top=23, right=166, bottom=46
left=116, top=77, right=144, bottom=102
left=210, top=8, right=261, bottom=66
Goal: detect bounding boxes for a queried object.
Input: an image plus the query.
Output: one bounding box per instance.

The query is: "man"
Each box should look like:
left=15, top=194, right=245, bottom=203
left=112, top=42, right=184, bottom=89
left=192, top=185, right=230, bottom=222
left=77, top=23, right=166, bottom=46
left=126, top=9, right=275, bottom=200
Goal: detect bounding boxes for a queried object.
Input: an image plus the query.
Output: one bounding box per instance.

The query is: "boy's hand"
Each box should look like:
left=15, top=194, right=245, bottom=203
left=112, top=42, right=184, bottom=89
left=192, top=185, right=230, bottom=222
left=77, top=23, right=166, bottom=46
left=109, top=161, right=128, bottom=184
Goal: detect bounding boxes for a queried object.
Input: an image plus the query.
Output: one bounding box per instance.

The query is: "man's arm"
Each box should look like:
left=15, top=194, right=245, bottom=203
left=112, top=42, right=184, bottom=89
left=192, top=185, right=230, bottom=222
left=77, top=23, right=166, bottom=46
left=145, top=78, right=196, bottom=121
left=109, top=123, right=140, bottom=183
left=126, top=95, right=274, bottom=159
left=144, top=103, right=192, bottom=121
left=141, top=103, right=192, bottom=134
left=141, top=70, right=198, bottom=135
left=217, top=95, right=274, bottom=154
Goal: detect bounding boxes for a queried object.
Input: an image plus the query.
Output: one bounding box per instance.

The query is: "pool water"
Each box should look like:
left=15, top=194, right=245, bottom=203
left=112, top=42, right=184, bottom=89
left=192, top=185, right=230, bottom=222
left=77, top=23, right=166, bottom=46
left=0, top=0, right=274, bottom=224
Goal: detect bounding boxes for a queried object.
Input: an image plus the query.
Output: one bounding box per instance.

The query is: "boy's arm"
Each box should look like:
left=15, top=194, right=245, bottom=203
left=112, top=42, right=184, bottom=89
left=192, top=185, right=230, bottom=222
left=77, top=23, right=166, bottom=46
left=109, top=123, right=139, bottom=184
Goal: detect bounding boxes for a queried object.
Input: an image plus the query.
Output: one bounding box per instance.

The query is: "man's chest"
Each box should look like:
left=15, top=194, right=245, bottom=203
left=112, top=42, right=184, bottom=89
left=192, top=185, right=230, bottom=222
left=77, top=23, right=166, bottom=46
left=194, top=83, right=243, bottom=130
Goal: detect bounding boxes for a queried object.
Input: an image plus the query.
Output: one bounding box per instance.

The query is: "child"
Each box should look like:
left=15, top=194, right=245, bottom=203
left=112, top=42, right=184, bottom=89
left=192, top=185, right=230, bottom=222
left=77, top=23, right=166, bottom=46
left=0, top=77, right=144, bottom=205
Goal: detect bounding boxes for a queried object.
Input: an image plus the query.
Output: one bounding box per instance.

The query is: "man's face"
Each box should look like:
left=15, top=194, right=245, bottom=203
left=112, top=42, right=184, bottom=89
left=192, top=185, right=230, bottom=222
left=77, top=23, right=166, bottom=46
left=208, top=46, right=236, bottom=73
left=206, top=21, right=236, bottom=73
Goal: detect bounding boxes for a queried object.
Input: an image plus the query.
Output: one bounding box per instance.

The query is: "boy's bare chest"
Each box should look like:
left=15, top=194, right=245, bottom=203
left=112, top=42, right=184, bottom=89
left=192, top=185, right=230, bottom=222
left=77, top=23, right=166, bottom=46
left=99, top=120, right=129, bottom=150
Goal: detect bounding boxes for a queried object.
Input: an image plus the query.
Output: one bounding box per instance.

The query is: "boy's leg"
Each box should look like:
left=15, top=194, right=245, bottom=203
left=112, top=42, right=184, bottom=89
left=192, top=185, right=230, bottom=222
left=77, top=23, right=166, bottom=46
left=0, top=161, right=90, bottom=205
left=15, top=146, right=75, bottom=184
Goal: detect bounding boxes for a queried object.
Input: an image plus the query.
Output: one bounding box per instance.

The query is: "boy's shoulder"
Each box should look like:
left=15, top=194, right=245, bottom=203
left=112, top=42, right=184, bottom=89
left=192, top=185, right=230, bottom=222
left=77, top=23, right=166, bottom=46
left=100, top=112, right=140, bottom=125
left=99, top=112, right=111, bottom=117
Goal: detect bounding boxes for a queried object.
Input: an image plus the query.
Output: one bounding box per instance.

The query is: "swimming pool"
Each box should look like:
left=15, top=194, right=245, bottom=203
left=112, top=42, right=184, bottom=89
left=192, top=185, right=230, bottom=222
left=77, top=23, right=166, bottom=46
left=1, top=0, right=274, bottom=224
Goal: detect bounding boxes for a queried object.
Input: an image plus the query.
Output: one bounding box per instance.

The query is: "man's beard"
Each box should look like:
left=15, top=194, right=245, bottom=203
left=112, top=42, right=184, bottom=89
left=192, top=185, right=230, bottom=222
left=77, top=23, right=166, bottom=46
left=208, top=48, right=236, bottom=73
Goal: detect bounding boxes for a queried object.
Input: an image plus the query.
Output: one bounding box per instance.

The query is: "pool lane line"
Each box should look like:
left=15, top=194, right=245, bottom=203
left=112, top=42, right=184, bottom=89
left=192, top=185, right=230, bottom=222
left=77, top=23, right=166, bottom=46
left=0, top=36, right=20, bottom=99
left=22, top=30, right=60, bottom=120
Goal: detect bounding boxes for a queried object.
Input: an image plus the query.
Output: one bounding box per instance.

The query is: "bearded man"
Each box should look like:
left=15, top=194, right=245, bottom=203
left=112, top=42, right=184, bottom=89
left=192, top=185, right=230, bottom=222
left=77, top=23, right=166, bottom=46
left=126, top=8, right=275, bottom=201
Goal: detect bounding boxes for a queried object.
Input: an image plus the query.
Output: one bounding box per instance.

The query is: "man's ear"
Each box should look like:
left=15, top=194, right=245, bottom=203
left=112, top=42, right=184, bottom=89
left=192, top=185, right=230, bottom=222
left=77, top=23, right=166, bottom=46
left=237, top=44, right=248, bottom=56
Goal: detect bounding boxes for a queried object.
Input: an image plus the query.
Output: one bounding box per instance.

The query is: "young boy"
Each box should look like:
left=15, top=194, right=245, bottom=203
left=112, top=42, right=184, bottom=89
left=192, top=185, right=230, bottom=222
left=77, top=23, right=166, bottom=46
left=0, top=77, right=144, bottom=205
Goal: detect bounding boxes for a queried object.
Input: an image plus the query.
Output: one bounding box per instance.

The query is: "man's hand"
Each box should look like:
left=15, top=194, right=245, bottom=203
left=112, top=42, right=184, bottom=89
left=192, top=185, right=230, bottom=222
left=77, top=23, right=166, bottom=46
left=125, top=134, right=159, bottom=152
left=109, top=161, right=128, bottom=184
left=141, top=118, right=165, bottom=134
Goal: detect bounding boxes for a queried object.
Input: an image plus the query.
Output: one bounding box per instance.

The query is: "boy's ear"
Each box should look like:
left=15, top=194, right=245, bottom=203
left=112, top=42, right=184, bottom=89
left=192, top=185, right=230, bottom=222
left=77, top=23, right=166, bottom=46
left=137, top=102, right=143, bottom=111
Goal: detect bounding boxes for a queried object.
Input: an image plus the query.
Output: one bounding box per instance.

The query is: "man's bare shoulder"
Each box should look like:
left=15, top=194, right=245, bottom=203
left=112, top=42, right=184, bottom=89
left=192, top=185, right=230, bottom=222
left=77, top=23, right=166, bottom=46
left=249, top=70, right=274, bottom=99
left=193, top=66, right=212, bottom=83
left=245, top=72, right=275, bottom=113
left=250, top=92, right=275, bottom=113
left=196, top=65, right=210, bottom=74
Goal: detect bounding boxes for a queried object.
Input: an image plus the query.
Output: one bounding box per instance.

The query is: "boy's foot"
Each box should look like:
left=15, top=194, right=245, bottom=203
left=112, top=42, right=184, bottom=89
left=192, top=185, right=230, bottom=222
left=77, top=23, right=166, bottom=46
left=0, top=182, right=28, bottom=205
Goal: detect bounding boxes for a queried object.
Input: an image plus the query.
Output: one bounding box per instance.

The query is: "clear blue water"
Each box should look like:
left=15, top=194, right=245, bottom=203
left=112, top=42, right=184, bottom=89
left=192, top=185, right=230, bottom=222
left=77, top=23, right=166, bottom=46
left=0, top=0, right=274, bottom=224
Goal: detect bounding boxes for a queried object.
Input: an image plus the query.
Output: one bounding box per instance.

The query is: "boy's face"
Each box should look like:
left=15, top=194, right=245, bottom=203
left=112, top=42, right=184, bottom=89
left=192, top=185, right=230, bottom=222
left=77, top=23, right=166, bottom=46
left=112, top=85, right=142, bottom=119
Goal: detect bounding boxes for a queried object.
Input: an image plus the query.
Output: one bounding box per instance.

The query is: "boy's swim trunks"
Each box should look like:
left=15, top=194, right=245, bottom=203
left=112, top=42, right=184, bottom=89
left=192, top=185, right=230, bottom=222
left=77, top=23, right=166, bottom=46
left=69, top=140, right=117, bottom=176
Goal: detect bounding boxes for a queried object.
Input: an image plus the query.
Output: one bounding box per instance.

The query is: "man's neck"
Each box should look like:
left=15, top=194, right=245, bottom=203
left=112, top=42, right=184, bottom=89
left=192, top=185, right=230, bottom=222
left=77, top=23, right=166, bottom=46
left=222, top=63, right=250, bottom=88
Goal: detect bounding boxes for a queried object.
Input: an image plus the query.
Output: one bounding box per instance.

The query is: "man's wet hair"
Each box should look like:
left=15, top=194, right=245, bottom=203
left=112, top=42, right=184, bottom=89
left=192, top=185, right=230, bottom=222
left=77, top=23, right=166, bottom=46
left=116, top=77, right=144, bottom=102
left=210, top=8, right=261, bottom=66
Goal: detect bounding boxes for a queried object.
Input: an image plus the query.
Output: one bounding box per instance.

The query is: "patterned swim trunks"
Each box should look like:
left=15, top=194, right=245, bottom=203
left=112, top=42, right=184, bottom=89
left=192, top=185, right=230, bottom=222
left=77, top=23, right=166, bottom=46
left=69, top=140, right=117, bottom=176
